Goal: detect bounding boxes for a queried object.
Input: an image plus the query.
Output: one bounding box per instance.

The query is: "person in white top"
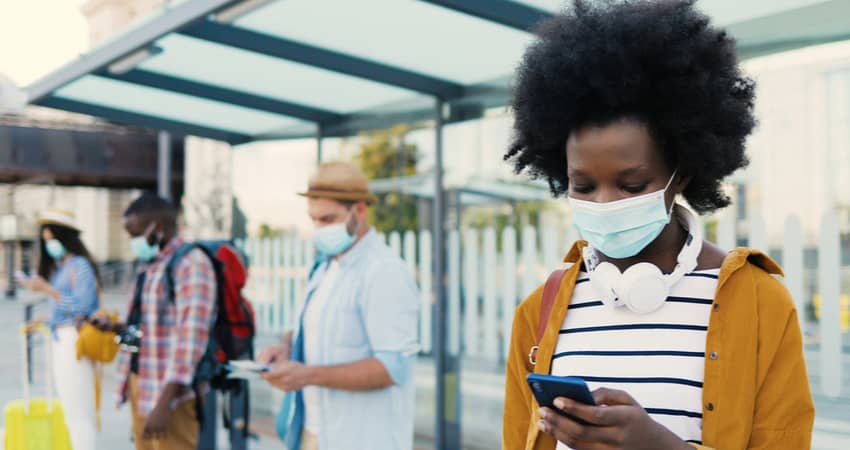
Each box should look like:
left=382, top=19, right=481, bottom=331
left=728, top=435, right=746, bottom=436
left=501, top=1, right=809, bottom=449
left=258, top=162, right=420, bottom=450
left=19, top=210, right=101, bottom=450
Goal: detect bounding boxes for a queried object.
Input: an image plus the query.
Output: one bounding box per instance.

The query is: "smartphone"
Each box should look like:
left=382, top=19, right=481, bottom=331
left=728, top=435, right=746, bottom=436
left=226, top=360, right=270, bottom=373
left=527, top=374, right=596, bottom=425
left=14, top=270, right=30, bottom=281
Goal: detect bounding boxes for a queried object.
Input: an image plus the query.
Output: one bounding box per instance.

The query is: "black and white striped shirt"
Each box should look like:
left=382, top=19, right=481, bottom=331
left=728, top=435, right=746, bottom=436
left=552, top=269, right=719, bottom=449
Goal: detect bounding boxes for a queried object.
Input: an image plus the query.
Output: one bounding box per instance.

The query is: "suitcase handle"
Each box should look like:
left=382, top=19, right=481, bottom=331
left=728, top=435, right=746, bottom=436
left=20, top=324, right=55, bottom=414
left=46, top=327, right=54, bottom=412
left=19, top=325, right=29, bottom=413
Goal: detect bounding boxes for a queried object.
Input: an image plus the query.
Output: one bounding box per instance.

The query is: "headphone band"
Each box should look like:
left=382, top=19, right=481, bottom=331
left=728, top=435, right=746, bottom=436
left=666, top=205, right=703, bottom=285
left=581, top=204, right=703, bottom=281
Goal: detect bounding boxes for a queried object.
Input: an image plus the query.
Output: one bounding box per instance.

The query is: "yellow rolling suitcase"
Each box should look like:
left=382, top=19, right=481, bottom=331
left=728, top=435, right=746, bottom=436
left=4, top=326, right=72, bottom=450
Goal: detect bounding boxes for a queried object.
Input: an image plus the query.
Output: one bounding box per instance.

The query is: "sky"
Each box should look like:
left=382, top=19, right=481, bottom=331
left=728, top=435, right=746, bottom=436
left=0, top=0, right=89, bottom=87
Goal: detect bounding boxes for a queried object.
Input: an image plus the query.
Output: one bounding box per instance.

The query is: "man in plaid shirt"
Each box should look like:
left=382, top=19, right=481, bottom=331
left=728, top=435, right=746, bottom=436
left=104, top=194, right=216, bottom=450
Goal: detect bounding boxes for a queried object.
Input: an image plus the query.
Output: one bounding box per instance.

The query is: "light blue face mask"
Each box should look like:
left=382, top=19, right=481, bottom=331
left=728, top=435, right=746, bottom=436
left=45, top=239, right=66, bottom=260
left=314, top=212, right=357, bottom=256
left=130, top=223, right=160, bottom=262
left=569, top=170, right=677, bottom=259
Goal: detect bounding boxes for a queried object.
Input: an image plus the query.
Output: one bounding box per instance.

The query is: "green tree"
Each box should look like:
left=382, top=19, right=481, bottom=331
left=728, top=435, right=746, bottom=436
left=354, top=125, right=419, bottom=233
left=257, top=223, right=283, bottom=238
left=463, top=202, right=550, bottom=250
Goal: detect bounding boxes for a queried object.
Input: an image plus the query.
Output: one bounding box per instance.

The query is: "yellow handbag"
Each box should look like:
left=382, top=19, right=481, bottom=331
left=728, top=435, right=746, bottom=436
left=75, top=310, right=121, bottom=430
left=76, top=310, right=120, bottom=364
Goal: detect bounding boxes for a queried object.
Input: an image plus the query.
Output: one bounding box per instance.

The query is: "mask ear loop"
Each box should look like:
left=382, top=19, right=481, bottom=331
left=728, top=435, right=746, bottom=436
left=142, top=222, right=162, bottom=248
left=142, top=222, right=156, bottom=239
left=346, top=206, right=362, bottom=237
left=663, top=168, right=680, bottom=218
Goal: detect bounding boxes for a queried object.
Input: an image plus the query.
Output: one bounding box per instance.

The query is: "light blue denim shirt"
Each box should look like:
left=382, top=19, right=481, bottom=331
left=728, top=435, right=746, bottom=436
left=277, top=229, right=420, bottom=450
left=46, top=255, right=99, bottom=332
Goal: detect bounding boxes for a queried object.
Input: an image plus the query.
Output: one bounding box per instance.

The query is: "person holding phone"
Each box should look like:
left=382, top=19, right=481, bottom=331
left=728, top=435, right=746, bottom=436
left=502, top=2, right=814, bottom=449
left=19, top=209, right=101, bottom=450
left=257, top=162, right=420, bottom=450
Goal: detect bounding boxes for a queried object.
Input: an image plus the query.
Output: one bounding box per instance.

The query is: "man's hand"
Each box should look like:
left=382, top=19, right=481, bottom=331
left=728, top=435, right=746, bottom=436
left=257, top=343, right=290, bottom=366
left=261, top=360, right=312, bottom=392
left=142, top=382, right=187, bottom=440
left=537, top=388, right=692, bottom=450
left=142, top=403, right=171, bottom=440
left=257, top=331, right=293, bottom=365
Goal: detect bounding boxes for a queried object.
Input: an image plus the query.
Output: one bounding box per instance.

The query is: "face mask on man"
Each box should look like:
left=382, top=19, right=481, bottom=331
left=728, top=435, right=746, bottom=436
left=314, top=209, right=359, bottom=256
left=130, top=222, right=161, bottom=262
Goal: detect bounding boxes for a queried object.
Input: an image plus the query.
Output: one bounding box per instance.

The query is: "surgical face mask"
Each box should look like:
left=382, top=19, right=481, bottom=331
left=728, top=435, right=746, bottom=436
left=568, top=170, right=677, bottom=259
left=314, top=210, right=358, bottom=256
left=130, top=223, right=160, bottom=262
left=45, top=239, right=66, bottom=260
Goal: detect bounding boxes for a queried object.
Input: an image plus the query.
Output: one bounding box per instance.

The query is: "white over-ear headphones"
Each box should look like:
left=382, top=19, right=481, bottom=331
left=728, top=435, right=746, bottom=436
left=582, top=204, right=703, bottom=314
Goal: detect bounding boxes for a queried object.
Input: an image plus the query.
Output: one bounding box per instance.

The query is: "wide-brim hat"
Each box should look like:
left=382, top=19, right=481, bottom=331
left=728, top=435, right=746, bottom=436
left=37, top=209, right=80, bottom=232
left=297, top=161, right=378, bottom=204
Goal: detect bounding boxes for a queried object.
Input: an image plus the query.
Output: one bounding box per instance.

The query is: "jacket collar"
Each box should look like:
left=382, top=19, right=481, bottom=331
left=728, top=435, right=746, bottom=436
left=335, top=228, right=377, bottom=269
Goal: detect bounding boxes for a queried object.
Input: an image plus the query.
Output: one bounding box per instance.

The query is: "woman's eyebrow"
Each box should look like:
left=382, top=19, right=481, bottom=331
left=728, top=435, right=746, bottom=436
left=568, top=165, right=649, bottom=178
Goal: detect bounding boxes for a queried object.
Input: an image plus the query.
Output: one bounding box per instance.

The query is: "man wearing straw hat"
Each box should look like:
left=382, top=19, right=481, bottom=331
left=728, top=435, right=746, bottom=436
left=259, top=161, right=420, bottom=450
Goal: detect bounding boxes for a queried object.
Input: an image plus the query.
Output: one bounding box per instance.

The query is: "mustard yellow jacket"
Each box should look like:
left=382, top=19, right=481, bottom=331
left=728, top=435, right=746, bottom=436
left=503, top=242, right=815, bottom=450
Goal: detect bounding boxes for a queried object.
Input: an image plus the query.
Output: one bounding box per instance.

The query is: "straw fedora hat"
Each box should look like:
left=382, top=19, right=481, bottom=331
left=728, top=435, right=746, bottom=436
left=37, top=209, right=80, bottom=232
left=298, top=161, right=378, bottom=204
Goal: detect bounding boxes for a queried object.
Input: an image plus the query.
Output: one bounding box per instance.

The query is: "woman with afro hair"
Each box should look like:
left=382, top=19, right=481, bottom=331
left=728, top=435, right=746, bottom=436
left=502, top=1, right=814, bottom=449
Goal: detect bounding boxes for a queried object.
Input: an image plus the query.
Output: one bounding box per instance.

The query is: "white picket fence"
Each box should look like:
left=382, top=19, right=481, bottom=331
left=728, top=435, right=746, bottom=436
left=240, top=212, right=849, bottom=398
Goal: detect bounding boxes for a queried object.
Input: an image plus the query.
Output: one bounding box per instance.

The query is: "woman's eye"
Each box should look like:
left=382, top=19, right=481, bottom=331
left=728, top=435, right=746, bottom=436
left=622, top=184, right=648, bottom=194
left=570, top=184, right=593, bottom=194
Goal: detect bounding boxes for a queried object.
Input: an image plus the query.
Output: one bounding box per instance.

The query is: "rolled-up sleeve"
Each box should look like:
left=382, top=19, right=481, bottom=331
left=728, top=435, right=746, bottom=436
left=362, top=259, right=420, bottom=385
left=374, top=351, right=413, bottom=386
left=164, top=249, right=216, bottom=386
left=54, top=257, right=99, bottom=318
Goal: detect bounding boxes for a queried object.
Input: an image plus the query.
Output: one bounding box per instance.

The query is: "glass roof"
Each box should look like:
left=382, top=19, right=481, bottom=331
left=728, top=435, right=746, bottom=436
left=25, top=0, right=850, bottom=145
left=235, top=0, right=536, bottom=85
left=55, top=76, right=306, bottom=136
left=140, top=34, right=421, bottom=113
left=513, top=0, right=563, bottom=13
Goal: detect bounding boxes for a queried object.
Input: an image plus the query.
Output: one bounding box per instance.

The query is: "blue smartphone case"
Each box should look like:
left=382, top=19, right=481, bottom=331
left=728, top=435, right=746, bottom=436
left=527, top=374, right=596, bottom=425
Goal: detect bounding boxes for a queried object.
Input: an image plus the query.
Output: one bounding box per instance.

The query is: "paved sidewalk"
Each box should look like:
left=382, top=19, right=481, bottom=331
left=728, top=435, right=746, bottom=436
left=2, top=291, right=849, bottom=449
left=0, top=292, right=284, bottom=450
left=0, top=292, right=437, bottom=450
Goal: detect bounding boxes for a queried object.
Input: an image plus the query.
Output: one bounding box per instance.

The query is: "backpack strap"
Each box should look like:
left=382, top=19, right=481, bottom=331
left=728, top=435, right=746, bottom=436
left=161, top=243, right=226, bottom=427
left=163, top=243, right=208, bottom=302
left=127, top=271, right=147, bottom=327
left=162, top=243, right=226, bottom=322
left=529, top=269, right=565, bottom=366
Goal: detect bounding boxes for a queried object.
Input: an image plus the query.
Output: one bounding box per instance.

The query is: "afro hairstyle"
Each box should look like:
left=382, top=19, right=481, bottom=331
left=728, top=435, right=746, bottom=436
left=505, top=0, right=756, bottom=214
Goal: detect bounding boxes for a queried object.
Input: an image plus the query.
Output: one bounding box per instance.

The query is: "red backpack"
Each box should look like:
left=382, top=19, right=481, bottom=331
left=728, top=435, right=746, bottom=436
left=208, top=243, right=255, bottom=363
left=164, top=241, right=255, bottom=380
